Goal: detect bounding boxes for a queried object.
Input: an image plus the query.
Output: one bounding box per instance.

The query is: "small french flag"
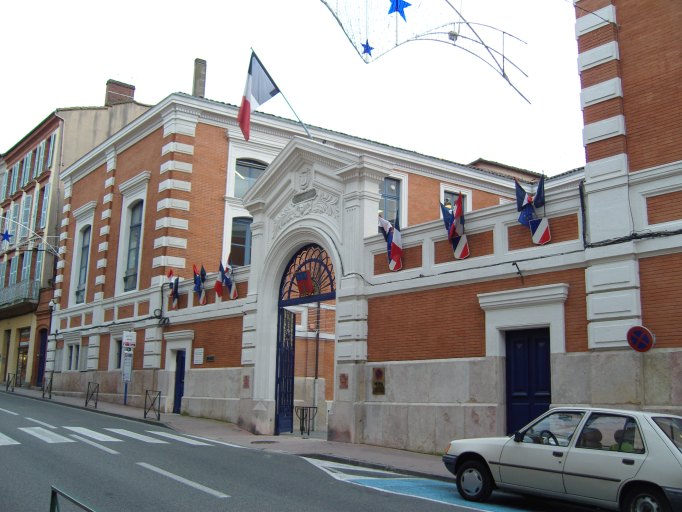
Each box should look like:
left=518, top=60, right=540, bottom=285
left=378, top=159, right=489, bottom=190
left=530, top=217, right=551, bottom=245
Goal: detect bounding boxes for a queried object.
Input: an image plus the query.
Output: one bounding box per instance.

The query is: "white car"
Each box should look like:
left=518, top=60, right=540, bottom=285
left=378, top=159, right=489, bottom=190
left=442, top=407, right=682, bottom=512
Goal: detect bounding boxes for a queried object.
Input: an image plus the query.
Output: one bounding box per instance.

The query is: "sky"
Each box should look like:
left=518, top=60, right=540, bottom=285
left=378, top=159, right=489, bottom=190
left=0, top=0, right=585, bottom=176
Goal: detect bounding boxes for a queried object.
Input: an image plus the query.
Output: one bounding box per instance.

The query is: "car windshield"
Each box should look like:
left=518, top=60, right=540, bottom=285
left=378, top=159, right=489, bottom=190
left=652, top=417, right=682, bottom=453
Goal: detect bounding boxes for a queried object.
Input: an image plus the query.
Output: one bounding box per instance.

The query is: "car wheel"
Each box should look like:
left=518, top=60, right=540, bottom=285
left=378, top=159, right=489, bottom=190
left=456, top=460, right=493, bottom=502
left=621, top=485, right=671, bottom=512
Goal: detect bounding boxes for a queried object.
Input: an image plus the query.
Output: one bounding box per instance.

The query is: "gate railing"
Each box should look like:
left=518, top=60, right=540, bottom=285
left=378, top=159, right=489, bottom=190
left=85, top=382, right=99, bottom=409
left=42, top=373, right=53, bottom=399
left=49, top=486, right=96, bottom=512
left=144, top=390, right=161, bottom=421
left=5, top=373, right=15, bottom=392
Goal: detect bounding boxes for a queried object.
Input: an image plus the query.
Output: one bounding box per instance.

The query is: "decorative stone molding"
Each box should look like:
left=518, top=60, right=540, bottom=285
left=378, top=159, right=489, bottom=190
left=272, top=190, right=340, bottom=236
left=575, top=4, right=616, bottom=37
left=579, top=41, right=619, bottom=71
left=118, top=171, right=151, bottom=196
left=155, top=217, right=189, bottom=230
left=157, top=198, right=190, bottom=212
left=580, top=78, right=622, bottom=109
left=72, top=201, right=97, bottom=222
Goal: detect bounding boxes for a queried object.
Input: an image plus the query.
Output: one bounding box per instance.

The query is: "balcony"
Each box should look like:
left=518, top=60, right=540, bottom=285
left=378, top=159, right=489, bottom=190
left=0, top=279, right=41, bottom=317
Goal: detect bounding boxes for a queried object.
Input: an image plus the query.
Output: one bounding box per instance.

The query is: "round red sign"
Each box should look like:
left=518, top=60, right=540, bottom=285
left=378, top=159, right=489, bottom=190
left=626, top=326, right=655, bottom=352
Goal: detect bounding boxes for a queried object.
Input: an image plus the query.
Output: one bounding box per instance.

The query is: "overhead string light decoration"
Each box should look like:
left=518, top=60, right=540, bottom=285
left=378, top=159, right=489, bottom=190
left=319, top=0, right=530, bottom=103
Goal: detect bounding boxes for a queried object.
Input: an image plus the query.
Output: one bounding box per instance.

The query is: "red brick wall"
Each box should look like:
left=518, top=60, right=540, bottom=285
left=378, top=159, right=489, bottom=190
left=639, top=253, right=682, bottom=348
left=164, top=317, right=243, bottom=369
left=368, top=268, right=588, bottom=361
left=374, top=244, right=422, bottom=275
left=647, top=190, right=682, bottom=225
left=434, top=230, right=494, bottom=264
left=508, top=214, right=579, bottom=251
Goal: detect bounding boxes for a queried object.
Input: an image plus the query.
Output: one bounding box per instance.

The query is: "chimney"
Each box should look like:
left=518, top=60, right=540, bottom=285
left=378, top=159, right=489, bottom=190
left=105, top=79, right=135, bottom=106
left=193, top=58, right=207, bottom=98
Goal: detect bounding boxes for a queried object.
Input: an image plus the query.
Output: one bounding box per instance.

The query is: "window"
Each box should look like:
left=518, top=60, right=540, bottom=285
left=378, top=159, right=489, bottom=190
left=21, top=153, right=32, bottom=187
left=34, top=244, right=43, bottom=283
left=0, top=261, right=6, bottom=288
left=8, top=256, right=18, bottom=286
left=10, top=203, right=20, bottom=244
left=230, top=217, right=252, bottom=266
left=379, top=177, right=401, bottom=227
left=443, top=190, right=460, bottom=210
left=576, top=414, right=644, bottom=453
left=9, top=163, right=20, bottom=196
left=33, top=141, right=46, bottom=179
left=234, top=159, right=267, bottom=198
left=39, top=183, right=50, bottom=229
left=20, top=252, right=31, bottom=282
left=115, top=340, right=122, bottom=369
left=0, top=172, right=7, bottom=202
left=653, top=417, right=682, bottom=454
left=67, top=343, right=80, bottom=371
left=519, top=410, right=584, bottom=447
left=75, top=226, right=91, bottom=304
left=18, top=194, right=32, bottom=241
left=123, top=201, right=143, bottom=291
left=46, top=132, right=56, bottom=170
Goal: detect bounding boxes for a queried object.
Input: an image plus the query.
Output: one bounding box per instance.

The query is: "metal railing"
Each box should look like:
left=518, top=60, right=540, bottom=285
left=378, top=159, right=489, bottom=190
left=85, top=382, right=99, bottom=409
left=0, top=279, right=40, bottom=307
left=294, top=406, right=318, bottom=438
left=49, top=486, right=96, bottom=512
left=42, top=373, right=53, bottom=399
left=144, top=390, right=161, bottom=421
left=5, top=373, right=15, bottom=392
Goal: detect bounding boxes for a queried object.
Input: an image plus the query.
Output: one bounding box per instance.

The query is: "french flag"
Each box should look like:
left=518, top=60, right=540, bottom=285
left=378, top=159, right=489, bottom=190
left=378, top=216, right=403, bottom=271
left=193, top=264, right=207, bottom=305
left=439, top=198, right=469, bottom=260
left=530, top=217, right=551, bottom=245
left=237, top=52, right=280, bottom=141
left=171, top=277, right=179, bottom=310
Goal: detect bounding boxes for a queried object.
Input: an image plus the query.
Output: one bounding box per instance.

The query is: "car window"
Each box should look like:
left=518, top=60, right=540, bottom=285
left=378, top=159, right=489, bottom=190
left=652, top=417, right=682, bottom=454
left=576, top=414, right=645, bottom=454
left=521, top=411, right=584, bottom=447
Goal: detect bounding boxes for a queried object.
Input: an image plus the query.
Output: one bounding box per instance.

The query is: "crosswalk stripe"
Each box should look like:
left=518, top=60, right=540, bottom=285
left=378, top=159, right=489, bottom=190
left=0, top=408, right=19, bottom=416
left=105, top=428, right=168, bottom=444
left=19, top=427, right=75, bottom=444
left=64, top=427, right=122, bottom=442
left=25, top=417, right=56, bottom=429
left=70, top=434, right=120, bottom=454
left=0, top=432, right=20, bottom=446
left=146, top=431, right=213, bottom=445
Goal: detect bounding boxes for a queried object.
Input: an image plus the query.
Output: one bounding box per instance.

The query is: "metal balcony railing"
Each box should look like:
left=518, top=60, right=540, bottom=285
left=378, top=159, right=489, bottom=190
left=0, top=279, right=40, bottom=307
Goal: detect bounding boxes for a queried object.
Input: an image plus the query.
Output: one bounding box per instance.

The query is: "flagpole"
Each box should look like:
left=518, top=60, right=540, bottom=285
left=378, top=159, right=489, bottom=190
left=251, top=48, right=312, bottom=140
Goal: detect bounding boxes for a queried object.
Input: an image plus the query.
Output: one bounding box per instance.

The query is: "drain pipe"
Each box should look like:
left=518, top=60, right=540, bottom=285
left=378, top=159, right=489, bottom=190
left=312, top=301, right=321, bottom=430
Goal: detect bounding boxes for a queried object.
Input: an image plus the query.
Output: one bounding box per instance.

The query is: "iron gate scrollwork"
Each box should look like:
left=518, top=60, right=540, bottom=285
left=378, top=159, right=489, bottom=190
left=275, top=244, right=336, bottom=434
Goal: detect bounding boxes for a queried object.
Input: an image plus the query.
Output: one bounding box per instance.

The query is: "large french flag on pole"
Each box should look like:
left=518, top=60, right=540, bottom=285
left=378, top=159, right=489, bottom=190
left=237, top=52, right=281, bottom=141
left=440, top=198, right=469, bottom=260
left=378, top=216, right=403, bottom=271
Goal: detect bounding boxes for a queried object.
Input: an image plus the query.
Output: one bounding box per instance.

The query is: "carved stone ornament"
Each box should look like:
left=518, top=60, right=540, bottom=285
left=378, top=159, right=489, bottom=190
left=273, top=190, right=340, bottom=236
left=297, top=168, right=312, bottom=192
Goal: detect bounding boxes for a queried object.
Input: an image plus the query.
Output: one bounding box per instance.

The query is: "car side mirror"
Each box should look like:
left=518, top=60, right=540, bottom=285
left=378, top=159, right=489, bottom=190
left=514, top=431, right=524, bottom=442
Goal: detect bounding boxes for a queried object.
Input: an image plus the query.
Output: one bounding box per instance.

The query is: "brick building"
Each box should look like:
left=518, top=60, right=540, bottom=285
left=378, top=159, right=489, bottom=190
left=0, top=81, right=149, bottom=389
left=42, top=0, right=681, bottom=452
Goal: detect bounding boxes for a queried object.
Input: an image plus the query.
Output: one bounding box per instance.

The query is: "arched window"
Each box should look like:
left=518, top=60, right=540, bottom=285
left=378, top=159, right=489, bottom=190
left=235, top=159, right=267, bottom=198
left=123, top=201, right=143, bottom=291
left=75, top=225, right=91, bottom=303
left=231, top=217, right=252, bottom=266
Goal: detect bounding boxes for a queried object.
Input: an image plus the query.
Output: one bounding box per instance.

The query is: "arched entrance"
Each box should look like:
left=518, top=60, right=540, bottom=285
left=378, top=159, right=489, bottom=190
left=275, top=244, right=336, bottom=434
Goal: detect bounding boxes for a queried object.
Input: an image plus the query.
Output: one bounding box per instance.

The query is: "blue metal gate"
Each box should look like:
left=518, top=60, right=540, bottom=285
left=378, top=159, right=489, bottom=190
left=276, top=244, right=336, bottom=434
left=173, top=350, right=186, bottom=414
left=505, top=328, right=551, bottom=434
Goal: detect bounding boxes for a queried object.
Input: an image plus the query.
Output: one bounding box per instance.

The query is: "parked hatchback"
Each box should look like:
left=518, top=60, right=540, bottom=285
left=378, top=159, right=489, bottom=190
left=442, top=407, right=682, bottom=511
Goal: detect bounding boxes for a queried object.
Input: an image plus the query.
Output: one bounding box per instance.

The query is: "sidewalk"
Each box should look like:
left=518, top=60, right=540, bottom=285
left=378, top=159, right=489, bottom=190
left=2, top=386, right=453, bottom=482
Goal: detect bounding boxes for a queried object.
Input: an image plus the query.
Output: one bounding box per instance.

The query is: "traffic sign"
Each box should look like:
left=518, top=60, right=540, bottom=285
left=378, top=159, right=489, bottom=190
left=122, top=330, right=137, bottom=348
left=626, top=326, right=655, bottom=352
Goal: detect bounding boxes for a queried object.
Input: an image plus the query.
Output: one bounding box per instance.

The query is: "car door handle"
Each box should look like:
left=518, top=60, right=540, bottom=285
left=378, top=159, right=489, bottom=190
left=552, top=451, right=563, bottom=458
left=622, top=459, right=635, bottom=465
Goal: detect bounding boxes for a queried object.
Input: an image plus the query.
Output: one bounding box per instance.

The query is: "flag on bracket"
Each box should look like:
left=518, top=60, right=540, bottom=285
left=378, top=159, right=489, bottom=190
left=296, top=270, right=315, bottom=296
left=237, top=51, right=281, bottom=141
left=515, top=175, right=550, bottom=245
left=171, top=277, right=180, bottom=310
left=215, top=260, right=238, bottom=300
left=193, top=264, right=207, bottom=305
left=439, top=196, right=469, bottom=260
left=378, top=216, right=403, bottom=271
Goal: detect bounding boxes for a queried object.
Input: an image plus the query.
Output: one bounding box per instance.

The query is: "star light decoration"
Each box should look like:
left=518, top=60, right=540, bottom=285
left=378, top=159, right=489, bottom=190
left=388, top=0, right=411, bottom=21
left=1, top=230, right=12, bottom=243
left=362, top=39, right=374, bottom=56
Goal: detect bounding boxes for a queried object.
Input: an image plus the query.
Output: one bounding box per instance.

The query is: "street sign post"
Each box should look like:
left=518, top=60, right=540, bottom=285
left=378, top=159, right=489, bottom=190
left=121, top=331, right=136, bottom=405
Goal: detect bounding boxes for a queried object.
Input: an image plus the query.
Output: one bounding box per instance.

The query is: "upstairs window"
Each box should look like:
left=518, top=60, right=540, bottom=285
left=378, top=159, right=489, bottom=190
left=230, top=217, right=252, bottom=266
left=0, top=172, right=7, bottom=202
left=34, top=245, right=44, bottom=284
left=33, top=141, right=46, bottom=179
left=9, top=203, right=20, bottom=245
left=8, top=256, right=18, bottom=286
left=46, top=132, right=57, bottom=171
left=123, top=201, right=143, bottom=291
left=18, top=194, right=32, bottom=242
left=9, top=163, right=20, bottom=196
left=39, top=184, right=50, bottom=229
left=75, top=226, right=91, bottom=304
left=379, top=177, right=401, bottom=227
left=0, top=261, right=6, bottom=288
left=234, top=159, right=266, bottom=198
left=21, top=153, right=32, bottom=187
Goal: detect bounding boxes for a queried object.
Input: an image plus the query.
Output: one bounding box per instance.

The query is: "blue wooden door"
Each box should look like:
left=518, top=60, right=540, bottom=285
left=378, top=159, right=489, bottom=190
left=506, top=329, right=551, bottom=434
left=173, top=350, right=186, bottom=414
left=275, top=308, right=296, bottom=434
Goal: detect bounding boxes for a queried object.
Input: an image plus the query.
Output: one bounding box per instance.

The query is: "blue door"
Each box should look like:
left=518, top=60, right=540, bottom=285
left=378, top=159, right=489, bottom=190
left=506, top=329, right=551, bottom=434
left=36, top=329, right=47, bottom=388
left=173, top=350, right=186, bottom=414
left=275, top=308, right=296, bottom=434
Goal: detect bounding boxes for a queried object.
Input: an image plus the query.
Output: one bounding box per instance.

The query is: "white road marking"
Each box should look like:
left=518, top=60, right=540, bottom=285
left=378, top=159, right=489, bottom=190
left=137, top=462, right=230, bottom=498
left=63, top=427, right=122, bottom=442
left=0, top=432, right=20, bottom=446
left=19, top=427, right=75, bottom=444
left=105, top=428, right=168, bottom=444
left=0, top=408, right=19, bottom=416
left=25, top=417, right=56, bottom=429
left=70, top=434, right=120, bottom=455
left=184, top=434, right=246, bottom=448
left=146, top=431, right=212, bottom=445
